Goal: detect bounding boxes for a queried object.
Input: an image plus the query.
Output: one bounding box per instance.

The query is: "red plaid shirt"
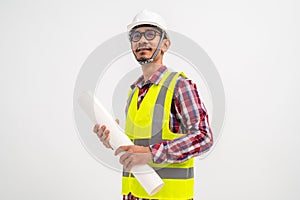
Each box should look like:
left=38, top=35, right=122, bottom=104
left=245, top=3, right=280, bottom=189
left=123, top=66, right=213, bottom=200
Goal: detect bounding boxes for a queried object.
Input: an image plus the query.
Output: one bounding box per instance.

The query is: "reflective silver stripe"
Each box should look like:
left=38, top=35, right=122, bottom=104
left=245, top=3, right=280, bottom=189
left=150, top=72, right=177, bottom=145
left=123, top=167, right=194, bottom=179
left=134, top=139, right=150, bottom=146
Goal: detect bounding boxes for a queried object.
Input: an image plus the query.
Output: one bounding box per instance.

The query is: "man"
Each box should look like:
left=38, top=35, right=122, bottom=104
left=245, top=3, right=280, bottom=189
left=93, top=9, right=213, bottom=200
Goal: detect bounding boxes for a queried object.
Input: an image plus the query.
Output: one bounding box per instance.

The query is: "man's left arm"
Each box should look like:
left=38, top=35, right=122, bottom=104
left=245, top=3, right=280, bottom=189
left=150, top=77, right=213, bottom=164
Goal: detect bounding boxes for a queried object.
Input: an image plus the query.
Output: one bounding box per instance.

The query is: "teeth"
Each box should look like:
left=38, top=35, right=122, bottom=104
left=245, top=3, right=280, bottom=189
left=138, top=48, right=150, bottom=51
left=138, top=47, right=150, bottom=50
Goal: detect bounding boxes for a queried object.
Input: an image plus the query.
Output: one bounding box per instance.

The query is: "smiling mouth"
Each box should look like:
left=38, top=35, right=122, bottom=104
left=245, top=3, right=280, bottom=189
left=136, top=47, right=152, bottom=52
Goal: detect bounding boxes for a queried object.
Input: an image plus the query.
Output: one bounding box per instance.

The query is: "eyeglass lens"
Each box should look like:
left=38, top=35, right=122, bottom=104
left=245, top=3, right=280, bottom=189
left=131, top=30, right=158, bottom=42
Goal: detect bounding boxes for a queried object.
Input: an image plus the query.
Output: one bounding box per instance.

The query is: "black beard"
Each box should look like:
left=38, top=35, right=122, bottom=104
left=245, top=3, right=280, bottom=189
left=137, top=57, right=148, bottom=62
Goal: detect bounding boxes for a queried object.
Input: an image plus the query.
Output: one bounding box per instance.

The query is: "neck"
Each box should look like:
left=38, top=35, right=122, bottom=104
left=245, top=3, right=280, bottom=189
left=141, top=62, right=163, bottom=81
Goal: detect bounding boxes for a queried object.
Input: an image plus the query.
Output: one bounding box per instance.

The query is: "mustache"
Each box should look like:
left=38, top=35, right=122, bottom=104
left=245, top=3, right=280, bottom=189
left=135, top=44, right=152, bottom=52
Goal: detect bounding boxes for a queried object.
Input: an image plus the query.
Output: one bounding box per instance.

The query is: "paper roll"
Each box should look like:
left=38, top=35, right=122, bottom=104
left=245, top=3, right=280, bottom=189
left=78, top=91, right=164, bottom=196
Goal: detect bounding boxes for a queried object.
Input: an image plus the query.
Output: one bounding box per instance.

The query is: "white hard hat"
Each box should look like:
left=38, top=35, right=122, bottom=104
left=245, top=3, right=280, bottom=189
left=127, top=9, right=169, bottom=38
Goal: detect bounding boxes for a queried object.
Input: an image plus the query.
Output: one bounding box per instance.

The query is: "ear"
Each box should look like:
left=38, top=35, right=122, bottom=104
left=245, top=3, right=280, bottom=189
left=161, top=39, right=171, bottom=53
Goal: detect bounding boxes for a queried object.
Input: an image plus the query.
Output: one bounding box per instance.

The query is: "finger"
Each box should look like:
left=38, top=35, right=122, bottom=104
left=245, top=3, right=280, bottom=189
left=102, top=131, right=111, bottom=146
left=100, top=125, right=106, bottom=132
left=115, top=118, right=120, bottom=125
left=93, top=123, right=100, bottom=133
left=100, top=129, right=109, bottom=142
left=126, top=161, right=133, bottom=172
left=119, top=152, right=130, bottom=165
left=115, top=146, right=125, bottom=156
left=115, top=145, right=131, bottom=156
left=125, top=156, right=134, bottom=171
left=103, top=130, right=110, bottom=141
left=104, top=141, right=111, bottom=149
left=104, top=136, right=113, bottom=149
left=97, top=125, right=106, bottom=136
left=95, top=129, right=103, bottom=139
left=95, top=125, right=105, bottom=137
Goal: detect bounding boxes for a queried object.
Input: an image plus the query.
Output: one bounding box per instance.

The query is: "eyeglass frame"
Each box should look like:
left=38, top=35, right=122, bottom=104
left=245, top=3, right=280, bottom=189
left=129, top=29, right=162, bottom=42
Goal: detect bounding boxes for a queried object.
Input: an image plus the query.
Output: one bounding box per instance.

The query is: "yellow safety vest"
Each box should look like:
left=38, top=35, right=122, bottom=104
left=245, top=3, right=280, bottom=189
left=123, top=71, right=194, bottom=200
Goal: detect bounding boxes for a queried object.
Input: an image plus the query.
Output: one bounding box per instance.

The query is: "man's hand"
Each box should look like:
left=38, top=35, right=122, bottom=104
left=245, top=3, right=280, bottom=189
left=93, top=119, right=119, bottom=149
left=115, top=145, right=153, bottom=172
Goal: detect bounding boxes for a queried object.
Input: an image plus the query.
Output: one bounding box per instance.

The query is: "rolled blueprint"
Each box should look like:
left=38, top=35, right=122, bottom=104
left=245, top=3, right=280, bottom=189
left=78, top=91, right=164, bottom=196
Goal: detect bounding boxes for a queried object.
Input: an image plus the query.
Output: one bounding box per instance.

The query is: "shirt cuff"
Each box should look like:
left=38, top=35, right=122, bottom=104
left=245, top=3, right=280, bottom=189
left=149, top=142, right=168, bottom=164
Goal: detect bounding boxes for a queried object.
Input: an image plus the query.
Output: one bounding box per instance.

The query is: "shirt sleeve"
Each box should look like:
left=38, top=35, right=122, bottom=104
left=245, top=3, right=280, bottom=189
left=149, top=76, right=213, bottom=164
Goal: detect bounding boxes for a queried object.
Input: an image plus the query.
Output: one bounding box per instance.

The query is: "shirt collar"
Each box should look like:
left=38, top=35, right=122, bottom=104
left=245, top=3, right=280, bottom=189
left=131, top=65, right=168, bottom=89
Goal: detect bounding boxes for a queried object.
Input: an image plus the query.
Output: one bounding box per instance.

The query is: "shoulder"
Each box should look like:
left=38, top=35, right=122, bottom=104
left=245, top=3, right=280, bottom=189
left=175, top=72, right=198, bottom=91
left=173, top=72, right=201, bottom=101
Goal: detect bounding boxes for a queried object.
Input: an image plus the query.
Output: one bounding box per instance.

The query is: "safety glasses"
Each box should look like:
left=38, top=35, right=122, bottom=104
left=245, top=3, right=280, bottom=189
left=130, top=29, right=161, bottom=42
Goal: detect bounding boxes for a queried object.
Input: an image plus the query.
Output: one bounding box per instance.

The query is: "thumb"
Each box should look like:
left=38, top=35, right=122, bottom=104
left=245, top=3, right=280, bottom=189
left=115, top=118, right=120, bottom=125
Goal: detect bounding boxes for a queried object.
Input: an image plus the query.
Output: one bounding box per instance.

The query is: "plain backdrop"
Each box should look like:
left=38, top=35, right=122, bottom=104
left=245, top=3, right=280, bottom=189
left=0, top=0, right=299, bottom=199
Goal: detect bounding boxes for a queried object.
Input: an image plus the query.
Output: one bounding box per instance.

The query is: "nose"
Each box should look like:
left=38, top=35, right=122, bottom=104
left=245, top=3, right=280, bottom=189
left=135, top=37, right=148, bottom=50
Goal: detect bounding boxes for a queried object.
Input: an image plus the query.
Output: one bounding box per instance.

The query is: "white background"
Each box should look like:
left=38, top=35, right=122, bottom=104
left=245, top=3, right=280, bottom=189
left=1, top=0, right=299, bottom=199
